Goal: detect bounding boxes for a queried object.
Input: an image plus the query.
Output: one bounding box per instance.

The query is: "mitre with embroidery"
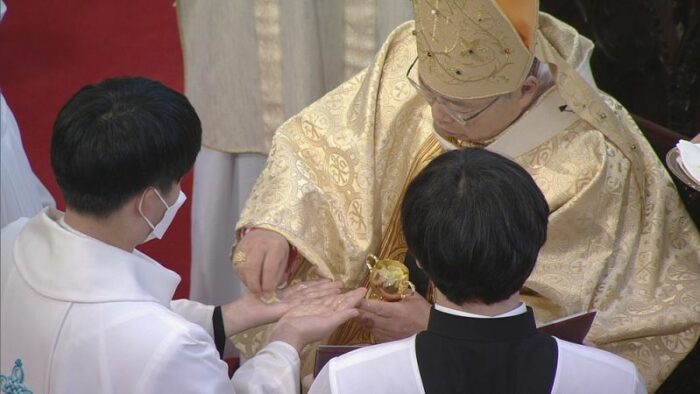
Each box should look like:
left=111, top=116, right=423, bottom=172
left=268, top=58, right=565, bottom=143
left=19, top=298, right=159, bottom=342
left=413, top=0, right=539, bottom=99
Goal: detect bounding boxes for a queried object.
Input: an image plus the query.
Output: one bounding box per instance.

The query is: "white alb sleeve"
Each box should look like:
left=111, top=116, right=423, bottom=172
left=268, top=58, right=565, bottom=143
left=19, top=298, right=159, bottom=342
left=232, top=341, right=301, bottom=394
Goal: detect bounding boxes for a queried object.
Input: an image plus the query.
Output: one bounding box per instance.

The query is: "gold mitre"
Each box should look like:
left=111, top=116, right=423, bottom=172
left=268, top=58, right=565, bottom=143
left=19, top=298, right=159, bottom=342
left=413, top=0, right=539, bottom=99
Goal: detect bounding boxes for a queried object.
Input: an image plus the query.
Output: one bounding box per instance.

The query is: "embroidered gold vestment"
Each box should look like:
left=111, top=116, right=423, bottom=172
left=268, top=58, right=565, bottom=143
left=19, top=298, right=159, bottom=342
left=234, top=15, right=700, bottom=390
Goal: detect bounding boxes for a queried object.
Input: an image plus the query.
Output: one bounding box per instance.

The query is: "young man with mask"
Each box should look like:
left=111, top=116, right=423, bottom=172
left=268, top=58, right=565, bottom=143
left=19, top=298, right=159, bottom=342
left=0, top=77, right=365, bottom=393
left=310, top=148, right=646, bottom=393
left=230, top=0, right=699, bottom=388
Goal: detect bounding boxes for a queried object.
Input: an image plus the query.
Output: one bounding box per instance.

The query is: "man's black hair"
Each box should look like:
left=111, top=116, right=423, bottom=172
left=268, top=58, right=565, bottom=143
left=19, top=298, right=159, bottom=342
left=51, top=76, right=201, bottom=216
left=401, top=148, right=549, bottom=305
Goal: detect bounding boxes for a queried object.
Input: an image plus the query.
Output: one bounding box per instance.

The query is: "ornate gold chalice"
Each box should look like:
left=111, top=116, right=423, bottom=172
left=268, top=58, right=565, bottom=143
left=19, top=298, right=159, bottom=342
left=365, top=254, right=416, bottom=302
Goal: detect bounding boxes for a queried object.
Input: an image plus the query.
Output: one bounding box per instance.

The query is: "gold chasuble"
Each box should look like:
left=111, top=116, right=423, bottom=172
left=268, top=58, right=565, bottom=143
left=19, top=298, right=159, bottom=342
left=234, top=14, right=700, bottom=391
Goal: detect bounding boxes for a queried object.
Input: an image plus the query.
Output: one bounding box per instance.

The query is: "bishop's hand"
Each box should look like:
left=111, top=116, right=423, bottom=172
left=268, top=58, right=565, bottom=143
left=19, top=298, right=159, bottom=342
left=357, top=293, right=431, bottom=343
left=232, top=228, right=291, bottom=300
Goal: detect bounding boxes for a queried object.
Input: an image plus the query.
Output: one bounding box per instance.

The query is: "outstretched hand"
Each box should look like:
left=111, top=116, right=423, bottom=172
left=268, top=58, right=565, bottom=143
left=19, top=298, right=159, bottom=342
left=270, top=287, right=366, bottom=352
left=222, top=279, right=343, bottom=337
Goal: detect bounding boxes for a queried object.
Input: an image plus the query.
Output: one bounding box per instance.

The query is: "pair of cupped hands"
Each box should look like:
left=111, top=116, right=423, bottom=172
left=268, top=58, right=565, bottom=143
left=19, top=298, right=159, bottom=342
left=226, top=279, right=365, bottom=354
left=228, top=229, right=431, bottom=353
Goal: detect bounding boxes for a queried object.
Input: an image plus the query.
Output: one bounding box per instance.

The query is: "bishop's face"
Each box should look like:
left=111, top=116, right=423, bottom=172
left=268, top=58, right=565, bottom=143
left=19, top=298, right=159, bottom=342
left=423, top=78, right=536, bottom=143
left=407, top=54, right=541, bottom=143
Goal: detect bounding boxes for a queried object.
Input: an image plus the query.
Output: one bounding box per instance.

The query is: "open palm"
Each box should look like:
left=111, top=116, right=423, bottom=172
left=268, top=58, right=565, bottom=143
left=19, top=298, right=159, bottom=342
left=271, top=288, right=366, bottom=351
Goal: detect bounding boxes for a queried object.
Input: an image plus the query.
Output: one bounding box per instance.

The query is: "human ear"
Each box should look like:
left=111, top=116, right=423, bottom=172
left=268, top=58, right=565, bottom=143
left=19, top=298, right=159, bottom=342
left=517, top=76, right=539, bottom=107
left=134, top=188, right=161, bottom=222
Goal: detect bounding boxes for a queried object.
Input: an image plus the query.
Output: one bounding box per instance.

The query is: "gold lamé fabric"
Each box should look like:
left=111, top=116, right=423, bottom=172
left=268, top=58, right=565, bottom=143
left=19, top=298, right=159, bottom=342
left=234, top=18, right=700, bottom=391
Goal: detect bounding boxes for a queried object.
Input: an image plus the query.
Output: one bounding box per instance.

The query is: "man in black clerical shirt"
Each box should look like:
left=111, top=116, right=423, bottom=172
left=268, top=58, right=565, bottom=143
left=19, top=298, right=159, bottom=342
left=310, top=148, right=646, bottom=393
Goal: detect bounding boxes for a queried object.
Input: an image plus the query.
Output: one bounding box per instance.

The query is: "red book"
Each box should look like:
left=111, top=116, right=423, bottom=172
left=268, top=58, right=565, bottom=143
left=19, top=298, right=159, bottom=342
left=314, top=345, right=364, bottom=377
left=537, top=310, right=597, bottom=344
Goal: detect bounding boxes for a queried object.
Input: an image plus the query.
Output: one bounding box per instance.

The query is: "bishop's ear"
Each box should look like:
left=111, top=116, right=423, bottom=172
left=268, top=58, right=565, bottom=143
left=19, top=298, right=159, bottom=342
left=517, top=75, right=540, bottom=107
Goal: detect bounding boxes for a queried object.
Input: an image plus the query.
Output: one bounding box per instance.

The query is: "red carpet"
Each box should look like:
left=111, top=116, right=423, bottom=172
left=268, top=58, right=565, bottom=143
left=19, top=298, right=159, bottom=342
left=0, top=0, right=192, bottom=298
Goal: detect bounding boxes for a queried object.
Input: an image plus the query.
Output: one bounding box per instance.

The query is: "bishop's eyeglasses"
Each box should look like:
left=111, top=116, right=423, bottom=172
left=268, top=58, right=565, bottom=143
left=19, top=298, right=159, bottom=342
left=406, top=57, right=500, bottom=125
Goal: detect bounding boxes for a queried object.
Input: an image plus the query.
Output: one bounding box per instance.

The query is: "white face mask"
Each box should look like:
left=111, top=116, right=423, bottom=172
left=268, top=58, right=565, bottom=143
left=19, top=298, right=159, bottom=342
left=138, top=189, right=186, bottom=242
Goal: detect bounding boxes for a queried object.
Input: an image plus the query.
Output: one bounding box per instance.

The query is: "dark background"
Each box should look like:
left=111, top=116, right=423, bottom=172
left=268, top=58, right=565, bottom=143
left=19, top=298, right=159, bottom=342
left=541, top=0, right=699, bottom=137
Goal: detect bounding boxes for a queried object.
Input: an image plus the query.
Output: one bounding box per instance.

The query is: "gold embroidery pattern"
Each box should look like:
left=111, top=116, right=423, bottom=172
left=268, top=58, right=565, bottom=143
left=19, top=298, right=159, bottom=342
left=328, top=134, right=445, bottom=345
left=412, top=0, right=535, bottom=98
left=416, top=1, right=512, bottom=84
left=233, top=21, right=700, bottom=390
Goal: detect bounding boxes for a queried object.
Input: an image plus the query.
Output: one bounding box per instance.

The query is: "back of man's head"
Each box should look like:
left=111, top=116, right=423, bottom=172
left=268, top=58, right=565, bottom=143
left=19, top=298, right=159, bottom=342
left=51, top=77, right=201, bottom=217
left=401, top=148, right=549, bottom=305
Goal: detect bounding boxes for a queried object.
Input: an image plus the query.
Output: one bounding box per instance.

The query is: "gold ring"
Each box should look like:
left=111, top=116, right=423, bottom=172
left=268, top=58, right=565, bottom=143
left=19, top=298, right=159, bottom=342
left=232, top=250, right=248, bottom=266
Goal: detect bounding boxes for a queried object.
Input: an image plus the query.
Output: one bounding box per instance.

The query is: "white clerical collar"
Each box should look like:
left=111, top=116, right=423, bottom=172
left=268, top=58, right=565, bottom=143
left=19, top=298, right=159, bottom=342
left=435, top=302, right=527, bottom=319
left=59, top=216, right=145, bottom=257
left=14, top=208, right=179, bottom=306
